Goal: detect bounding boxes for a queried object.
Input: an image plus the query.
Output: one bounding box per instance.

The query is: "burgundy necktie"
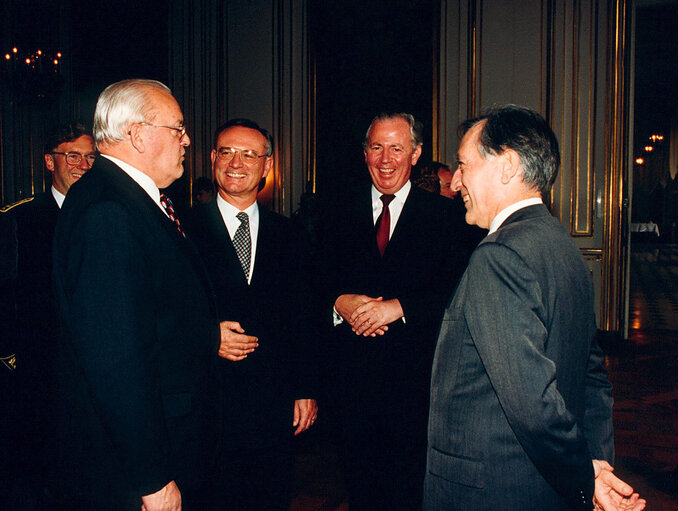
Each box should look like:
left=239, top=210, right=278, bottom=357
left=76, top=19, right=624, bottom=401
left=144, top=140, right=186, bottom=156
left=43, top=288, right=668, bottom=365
left=160, top=194, right=186, bottom=237
left=376, top=194, right=395, bottom=256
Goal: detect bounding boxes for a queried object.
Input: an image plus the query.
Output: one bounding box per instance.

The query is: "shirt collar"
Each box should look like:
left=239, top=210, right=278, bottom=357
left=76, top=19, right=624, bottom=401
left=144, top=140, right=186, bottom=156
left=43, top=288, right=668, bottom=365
left=371, top=179, right=411, bottom=205
left=100, top=154, right=162, bottom=208
left=489, top=197, right=543, bottom=234
left=216, top=194, right=259, bottom=219
left=51, top=186, right=66, bottom=208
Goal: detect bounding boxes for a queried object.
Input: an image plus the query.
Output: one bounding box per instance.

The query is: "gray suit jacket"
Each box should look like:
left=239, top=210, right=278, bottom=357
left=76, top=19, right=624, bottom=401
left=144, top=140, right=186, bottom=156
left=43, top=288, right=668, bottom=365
left=425, top=204, right=614, bottom=511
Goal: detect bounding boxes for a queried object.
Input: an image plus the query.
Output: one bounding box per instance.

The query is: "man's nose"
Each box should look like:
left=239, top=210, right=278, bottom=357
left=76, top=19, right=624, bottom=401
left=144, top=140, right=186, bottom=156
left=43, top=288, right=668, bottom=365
left=78, top=157, right=93, bottom=170
left=451, top=168, right=463, bottom=192
left=230, top=151, right=244, bottom=167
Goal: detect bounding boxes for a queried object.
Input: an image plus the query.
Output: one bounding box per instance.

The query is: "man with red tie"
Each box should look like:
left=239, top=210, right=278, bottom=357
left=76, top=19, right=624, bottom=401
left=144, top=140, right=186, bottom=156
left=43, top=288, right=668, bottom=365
left=324, top=113, right=475, bottom=510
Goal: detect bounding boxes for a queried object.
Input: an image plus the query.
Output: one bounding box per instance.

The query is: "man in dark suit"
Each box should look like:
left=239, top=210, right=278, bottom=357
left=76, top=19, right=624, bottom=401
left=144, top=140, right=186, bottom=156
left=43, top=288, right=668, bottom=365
left=325, top=113, right=475, bottom=510
left=425, top=105, right=645, bottom=511
left=187, top=118, right=317, bottom=510
left=0, top=123, right=95, bottom=509
left=50, top=79, right=221, bottom=511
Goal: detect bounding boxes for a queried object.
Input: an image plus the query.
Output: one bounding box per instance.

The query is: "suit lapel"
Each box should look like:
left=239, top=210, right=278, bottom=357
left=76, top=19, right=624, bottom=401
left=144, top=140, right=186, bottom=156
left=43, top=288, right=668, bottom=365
left=204, top=201, right=248, bottom=286
left=251, top=205, right=280, bottom=288
left=382, top=183, right=419, bottom=259
left=98, top=159, right=218, bottom=313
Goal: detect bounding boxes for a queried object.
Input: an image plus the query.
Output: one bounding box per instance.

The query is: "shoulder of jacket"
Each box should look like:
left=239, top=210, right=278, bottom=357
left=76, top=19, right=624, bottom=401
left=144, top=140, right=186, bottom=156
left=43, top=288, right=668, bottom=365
left=0, top=197, right=35, bottom=213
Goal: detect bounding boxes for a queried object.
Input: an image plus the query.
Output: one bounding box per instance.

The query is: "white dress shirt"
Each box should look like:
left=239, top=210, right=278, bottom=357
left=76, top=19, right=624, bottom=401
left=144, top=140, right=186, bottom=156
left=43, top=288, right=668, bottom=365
left=216, top=195, right=259, bottom=285
left=51, top=186, right=66, bottom=209
left=371, top=180, right=411, bottom=238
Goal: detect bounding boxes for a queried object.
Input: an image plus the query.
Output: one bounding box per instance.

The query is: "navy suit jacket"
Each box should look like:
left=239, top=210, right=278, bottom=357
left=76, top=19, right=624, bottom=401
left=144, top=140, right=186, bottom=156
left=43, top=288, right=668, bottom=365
left=51, top=157, right=220, bottom=507
left=425, top=204, right=614, bottom=511
left=187, top=200, right=317, bottom=448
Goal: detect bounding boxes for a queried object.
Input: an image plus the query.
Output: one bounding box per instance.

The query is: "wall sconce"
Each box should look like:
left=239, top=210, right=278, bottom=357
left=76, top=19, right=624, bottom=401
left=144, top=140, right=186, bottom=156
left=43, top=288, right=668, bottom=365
left=644, top=146, right=654, bottom=152
left=649, top=134, right=664, bottom=143
left=635, top=158, right=644, bottom=164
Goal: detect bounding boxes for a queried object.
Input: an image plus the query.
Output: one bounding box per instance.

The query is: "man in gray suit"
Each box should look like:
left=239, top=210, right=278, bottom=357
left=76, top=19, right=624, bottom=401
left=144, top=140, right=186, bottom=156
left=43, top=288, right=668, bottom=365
left=425, top=105, right=645, bottom=511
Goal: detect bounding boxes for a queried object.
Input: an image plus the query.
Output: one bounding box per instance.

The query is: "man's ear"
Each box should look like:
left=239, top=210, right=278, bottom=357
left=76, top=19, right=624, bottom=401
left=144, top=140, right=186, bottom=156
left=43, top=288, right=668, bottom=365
left=129, top=124, right=145, bottom=153
left=500, top=149, right=520, bottom=185
left=411, top=144, right=423, bottom=166
left=261, top=155, right=274, bottom=180
left=44, top=154, right=55, bottom=173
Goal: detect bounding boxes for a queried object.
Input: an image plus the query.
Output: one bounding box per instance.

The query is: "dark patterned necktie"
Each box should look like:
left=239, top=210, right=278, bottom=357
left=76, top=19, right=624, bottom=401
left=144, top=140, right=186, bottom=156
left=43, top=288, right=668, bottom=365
left=233, top=212, right=251, bottom=280
left=376, top=194, right=395, bottom=256
left=160, top=194, right=185, bottom=237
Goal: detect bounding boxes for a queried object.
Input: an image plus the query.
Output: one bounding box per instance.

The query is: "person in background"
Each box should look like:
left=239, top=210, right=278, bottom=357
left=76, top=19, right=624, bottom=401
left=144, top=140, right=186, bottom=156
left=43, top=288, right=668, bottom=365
left=435, top=161, right=457, bottom=199
left=193, top=176, right=215, bottom=205
left=0, top=122, right=95, bottom=510
left=412, top=162, right=441, bottom=193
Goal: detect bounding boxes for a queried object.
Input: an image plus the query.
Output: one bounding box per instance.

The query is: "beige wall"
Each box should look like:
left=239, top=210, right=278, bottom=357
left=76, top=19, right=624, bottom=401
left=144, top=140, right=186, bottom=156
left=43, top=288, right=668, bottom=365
left=436, top=0, right=630, bottom=332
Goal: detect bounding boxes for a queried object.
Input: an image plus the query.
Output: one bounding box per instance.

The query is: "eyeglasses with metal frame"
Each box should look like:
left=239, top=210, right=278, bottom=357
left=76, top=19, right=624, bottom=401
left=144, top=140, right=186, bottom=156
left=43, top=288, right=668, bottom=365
left=51, top=152, right=97, bottom=166
left=215, top=147, right=268, bottom=164
left=138, top=122, right=188, bottom=139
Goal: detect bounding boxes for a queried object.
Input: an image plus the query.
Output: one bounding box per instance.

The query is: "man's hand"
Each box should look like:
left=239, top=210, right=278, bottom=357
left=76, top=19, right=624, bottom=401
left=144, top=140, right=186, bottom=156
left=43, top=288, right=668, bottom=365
left=293, top=399, right=318, bottom=436
left=334, top=294, right=388, bottom=336
left=350, top=298, right=404, bottom=337
left=218, top=321, right=258, bottom=361
left=141, top=480, right=181, bottom=511
left=592, top=459, right=646, bottom=511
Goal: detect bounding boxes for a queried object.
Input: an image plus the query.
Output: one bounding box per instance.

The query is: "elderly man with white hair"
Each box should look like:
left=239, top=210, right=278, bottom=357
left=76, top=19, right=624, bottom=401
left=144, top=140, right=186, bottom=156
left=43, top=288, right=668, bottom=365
left=50, top=79, right=224, bottom=511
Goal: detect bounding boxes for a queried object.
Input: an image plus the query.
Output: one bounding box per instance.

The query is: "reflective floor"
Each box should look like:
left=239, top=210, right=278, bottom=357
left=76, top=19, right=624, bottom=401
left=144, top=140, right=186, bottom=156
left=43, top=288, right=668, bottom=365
left=290, top=242, right=678, bottom=510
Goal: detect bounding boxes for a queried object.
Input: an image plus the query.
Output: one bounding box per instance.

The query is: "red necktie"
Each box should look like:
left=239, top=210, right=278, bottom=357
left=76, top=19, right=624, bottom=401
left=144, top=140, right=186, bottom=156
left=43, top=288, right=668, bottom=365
left=376, top=194, right=395, bottom=256
left=160, top=194, right=186, bottom=237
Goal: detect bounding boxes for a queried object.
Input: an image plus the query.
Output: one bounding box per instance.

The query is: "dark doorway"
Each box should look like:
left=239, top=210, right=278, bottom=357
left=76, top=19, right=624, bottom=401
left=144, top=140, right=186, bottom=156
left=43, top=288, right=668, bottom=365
left=629, top=1, right=678, bottom=332
left=309, top=0, right=436, bottom=203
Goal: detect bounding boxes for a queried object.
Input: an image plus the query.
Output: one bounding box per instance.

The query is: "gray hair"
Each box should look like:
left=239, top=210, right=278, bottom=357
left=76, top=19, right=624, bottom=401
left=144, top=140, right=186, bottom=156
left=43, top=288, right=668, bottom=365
left=93, top=79, right=172, bottom=149
left=363, top=112, right=424, bottom=151
left=459, top=104, right=560, bottom=195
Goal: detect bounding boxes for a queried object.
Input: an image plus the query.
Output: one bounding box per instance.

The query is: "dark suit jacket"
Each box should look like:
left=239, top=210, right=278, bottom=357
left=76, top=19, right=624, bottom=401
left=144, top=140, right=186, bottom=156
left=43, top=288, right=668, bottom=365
left=187, top=201, right=316, bottom=449
left=51, top=157, right=220, bottom=508
left=425, top=204, right=614, bottom=511
left=0, top=192, right=59, bottom=361
left=13, top=192, right=60, bottom=379
left=325, top=184, right=474, bottom=428
left=0, top=193, right=59, bottom=500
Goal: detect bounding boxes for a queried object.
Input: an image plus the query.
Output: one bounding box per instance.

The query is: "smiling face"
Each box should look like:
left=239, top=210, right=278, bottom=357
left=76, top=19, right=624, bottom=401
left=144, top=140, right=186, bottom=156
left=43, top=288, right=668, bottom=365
left=212, top=126, right=272, bottom=209
left=364, top=118, right=421, bottom=195
left=44, top=135, right=95, bottom=195
left=455, top=121, right=504, bottom=229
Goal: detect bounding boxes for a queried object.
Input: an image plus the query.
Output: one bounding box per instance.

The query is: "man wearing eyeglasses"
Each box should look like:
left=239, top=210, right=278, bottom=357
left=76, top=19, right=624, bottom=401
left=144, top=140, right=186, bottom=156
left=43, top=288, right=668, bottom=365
left=0, top=122, right=94, bottom=509
left=185, top=118, right=317, bottom=511
left=49, top=79, right=221, bottom=511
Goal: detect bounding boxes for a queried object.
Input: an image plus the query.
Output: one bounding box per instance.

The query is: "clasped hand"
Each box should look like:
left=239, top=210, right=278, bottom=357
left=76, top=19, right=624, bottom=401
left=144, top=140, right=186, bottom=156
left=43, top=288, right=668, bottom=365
left=218, top=321, right=258, bottom=361
left=334, top=294, right=403, bottom=337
